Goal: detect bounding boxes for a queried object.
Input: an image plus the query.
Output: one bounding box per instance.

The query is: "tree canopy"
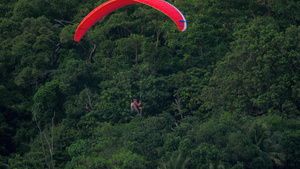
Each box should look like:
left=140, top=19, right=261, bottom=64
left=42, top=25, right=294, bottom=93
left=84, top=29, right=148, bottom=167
left=0, top=0, right=299, bottom=168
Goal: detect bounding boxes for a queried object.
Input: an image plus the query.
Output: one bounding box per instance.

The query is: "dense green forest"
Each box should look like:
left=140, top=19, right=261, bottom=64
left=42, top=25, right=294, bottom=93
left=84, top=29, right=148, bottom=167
left=0, top=0, right=299, bottom=168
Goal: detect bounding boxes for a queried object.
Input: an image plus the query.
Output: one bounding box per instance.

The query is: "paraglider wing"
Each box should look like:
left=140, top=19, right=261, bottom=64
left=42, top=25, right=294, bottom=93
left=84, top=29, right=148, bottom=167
left=135, top=0, right=187, bottom=31
left=74, top=0, right=187, bottom=42
left=75, top=0, right=138, bottom=42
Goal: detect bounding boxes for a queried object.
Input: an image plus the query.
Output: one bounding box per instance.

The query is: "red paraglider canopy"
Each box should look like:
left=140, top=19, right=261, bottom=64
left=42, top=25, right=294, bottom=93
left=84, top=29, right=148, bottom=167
left=75, top=0, right=187, bottom=41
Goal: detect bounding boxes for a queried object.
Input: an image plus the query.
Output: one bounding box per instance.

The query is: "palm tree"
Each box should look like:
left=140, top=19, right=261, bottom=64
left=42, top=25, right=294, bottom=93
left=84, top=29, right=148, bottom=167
left=209, top=160, right=225, bottom=169
left=157, top=152, right=190, bottom=169
left=247, top=120, right=286, bottom=168
left=262, top=131, right=286, bottom=168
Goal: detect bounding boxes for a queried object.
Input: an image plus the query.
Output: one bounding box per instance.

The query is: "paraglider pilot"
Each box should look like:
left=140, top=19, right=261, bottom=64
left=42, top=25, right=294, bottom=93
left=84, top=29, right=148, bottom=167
left=131, top=99, right=142, bottom=116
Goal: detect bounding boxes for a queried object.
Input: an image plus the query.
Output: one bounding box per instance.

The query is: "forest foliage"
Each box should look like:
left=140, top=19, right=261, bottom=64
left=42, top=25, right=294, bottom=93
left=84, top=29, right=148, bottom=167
left=0, top=0, right=299, bottom=168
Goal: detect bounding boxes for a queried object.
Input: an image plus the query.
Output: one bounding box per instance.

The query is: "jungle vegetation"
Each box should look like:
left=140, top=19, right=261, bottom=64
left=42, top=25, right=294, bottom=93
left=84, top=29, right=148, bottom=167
left=0, top=0, right=299, bottom=168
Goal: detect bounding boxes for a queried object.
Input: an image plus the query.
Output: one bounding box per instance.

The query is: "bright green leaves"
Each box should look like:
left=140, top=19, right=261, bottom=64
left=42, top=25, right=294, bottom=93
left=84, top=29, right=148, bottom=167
left=65, top=123, right=146, bottom=169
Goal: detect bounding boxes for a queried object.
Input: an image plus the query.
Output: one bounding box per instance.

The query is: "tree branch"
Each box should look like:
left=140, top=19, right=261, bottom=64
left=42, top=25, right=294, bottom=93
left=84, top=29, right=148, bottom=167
left=88, top=44, right=96, bottom=63
left=54, top=19, right=73, bottom=26
left=51, top=111, right=55, bottom=166
left=52, top=43, right=61, bottom=65
left=84, top=85, right=93, bottom=110
left=42, top=111, right=55, bottom=169
left=34, top=113, right=51, bottom=169
left=173, top=98, right=183, bottom=120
